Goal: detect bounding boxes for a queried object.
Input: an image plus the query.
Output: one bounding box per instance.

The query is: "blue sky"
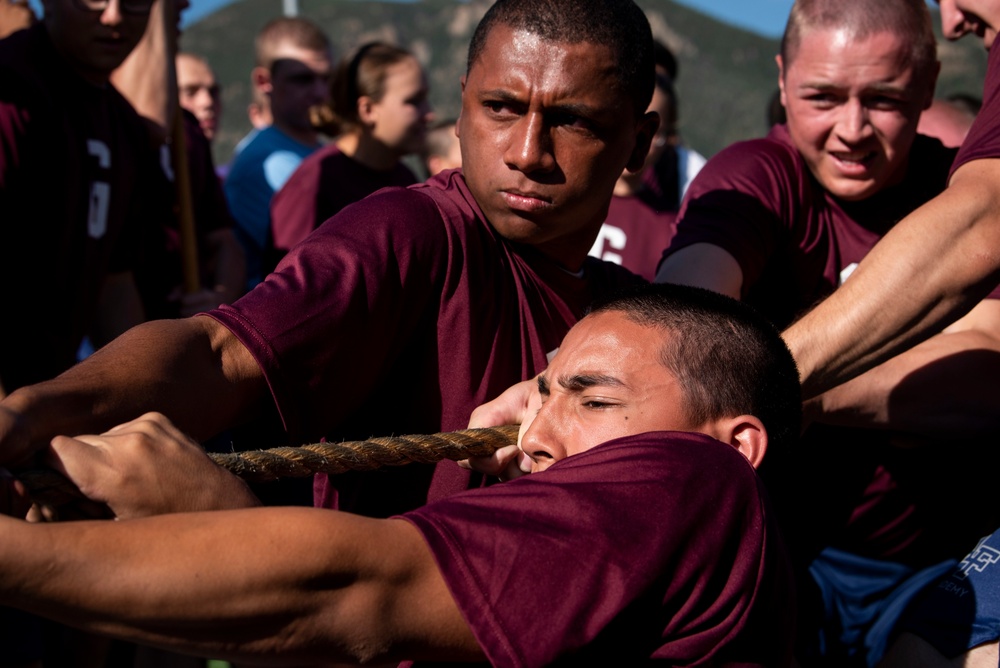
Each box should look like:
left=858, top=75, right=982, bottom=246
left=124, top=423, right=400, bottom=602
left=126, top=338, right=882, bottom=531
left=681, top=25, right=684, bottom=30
left=29, top=0, right=930, bottom=39
left=177, top=0, right=797, bottom=35
left=672, top=0, right=793, bottom=38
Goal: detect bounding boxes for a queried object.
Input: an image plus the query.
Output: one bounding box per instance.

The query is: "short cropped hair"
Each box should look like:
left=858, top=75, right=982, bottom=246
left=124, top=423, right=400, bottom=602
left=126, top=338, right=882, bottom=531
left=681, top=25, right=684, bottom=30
left=781, top=0, right=937, bottom=84
left=254, top=16, right=332, bottom=70
left=466, top=0, right=654, bottom=119
left=588, top=283, right=802, bottom=456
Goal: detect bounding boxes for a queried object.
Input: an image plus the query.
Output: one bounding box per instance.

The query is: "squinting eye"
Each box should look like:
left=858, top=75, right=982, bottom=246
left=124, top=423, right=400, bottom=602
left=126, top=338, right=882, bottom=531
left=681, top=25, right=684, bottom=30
left=869, top=97, right=904, bottom=110
left=807, top=94, right=838, bottom=105
left=552, top=112, right=592, bottom=131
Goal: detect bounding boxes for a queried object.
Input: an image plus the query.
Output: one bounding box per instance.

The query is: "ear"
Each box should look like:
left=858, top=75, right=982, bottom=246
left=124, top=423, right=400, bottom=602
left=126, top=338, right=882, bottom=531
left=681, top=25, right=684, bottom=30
left=625, top=110, right=659, bottom=173
left=775, top=55, right=788, bottom=108
left=456, top=75, right=467, bottom=141
left=357, top=95, right=377, bottom=126
left=252, top=66, right=272, bottom=96
left=714, top=415, right=768, bottom=469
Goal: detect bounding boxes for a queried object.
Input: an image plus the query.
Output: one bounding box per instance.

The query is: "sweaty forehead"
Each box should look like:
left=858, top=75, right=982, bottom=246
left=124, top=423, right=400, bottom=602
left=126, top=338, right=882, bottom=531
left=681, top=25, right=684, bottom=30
left=468, top=25, right=620, bottom=98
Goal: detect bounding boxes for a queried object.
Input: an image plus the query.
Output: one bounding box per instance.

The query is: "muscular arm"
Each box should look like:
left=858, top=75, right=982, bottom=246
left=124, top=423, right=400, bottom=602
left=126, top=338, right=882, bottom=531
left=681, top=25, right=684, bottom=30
left=785, top=158, right=1000, bottom=398
left=654, top=243, right=744, bottom=299
left=0, top=508, right=481, bottom=664
left=0, top=316, right=266, bottom=465
left=804, top=299, right=1000, bottom=437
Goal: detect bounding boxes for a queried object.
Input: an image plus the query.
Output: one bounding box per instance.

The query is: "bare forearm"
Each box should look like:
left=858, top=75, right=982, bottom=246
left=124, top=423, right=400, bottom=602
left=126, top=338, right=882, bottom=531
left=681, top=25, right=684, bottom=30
left=0, top=509, right=475, bottom=665
left=1, top=317, right=262, bottom=462
left=786, top=160, right=1000, bottom=398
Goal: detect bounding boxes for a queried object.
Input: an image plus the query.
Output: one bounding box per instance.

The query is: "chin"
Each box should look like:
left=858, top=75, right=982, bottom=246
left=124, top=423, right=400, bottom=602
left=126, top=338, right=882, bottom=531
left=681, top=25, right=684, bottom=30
left=829, top=183, right=879, bottom=202
left=488, top=214, right=548, bottom=244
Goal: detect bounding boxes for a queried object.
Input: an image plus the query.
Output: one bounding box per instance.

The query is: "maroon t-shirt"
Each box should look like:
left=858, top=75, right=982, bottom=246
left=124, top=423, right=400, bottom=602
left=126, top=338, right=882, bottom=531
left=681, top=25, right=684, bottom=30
left=267, top=142, right=418, bottom=268
left=590, top=192, right=678, bottom=281
left=951, top=42, right=1000, bottom=174
left=664, top=123, right=964, bottom=329
left=207, top=170, right=642, bottom=517
left=0, top=24, right=167, bottom=390
left=662, top=124, right=1000, bottom=567
left=402, top=432, right=795, bottom=667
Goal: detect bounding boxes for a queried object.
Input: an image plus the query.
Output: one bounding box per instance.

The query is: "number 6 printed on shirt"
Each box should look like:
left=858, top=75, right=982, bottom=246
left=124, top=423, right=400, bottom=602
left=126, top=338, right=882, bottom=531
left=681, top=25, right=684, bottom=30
left=86, top=139, right=110, bottom=239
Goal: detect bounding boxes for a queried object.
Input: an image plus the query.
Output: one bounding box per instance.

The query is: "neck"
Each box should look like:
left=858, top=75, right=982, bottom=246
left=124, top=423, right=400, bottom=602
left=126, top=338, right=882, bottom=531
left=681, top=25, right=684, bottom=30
left=532, top=224, right=605, bottom=274
left=336, top=131, right=401, bottom=171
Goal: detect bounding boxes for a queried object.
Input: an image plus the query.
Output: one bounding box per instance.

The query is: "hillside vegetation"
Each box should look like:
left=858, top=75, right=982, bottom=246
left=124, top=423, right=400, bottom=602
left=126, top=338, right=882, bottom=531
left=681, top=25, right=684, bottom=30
left=180, top=0, right=989, bottom=167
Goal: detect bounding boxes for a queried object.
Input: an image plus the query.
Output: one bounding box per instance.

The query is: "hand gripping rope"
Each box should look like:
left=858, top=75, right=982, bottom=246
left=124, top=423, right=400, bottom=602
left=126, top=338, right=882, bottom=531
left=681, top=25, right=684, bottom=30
left=17, top=424, right=520, bottom=507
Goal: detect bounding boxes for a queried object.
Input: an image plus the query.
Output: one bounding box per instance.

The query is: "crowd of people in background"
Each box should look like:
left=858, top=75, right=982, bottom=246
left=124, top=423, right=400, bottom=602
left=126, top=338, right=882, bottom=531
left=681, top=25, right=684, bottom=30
left=1, top=0, right=999, bottom=665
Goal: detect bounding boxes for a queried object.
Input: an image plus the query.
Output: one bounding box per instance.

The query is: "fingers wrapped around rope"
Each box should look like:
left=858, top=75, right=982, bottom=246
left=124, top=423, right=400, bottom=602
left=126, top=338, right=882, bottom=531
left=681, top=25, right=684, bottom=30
left=16, top=424, right=520, bottom=506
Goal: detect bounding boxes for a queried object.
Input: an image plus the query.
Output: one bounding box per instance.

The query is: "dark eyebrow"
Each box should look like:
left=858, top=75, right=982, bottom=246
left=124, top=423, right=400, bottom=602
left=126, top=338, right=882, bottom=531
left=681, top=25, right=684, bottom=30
left=479, top=88, right=522, bottom=103
left=478, top=89, right=605, bottom=120
left=537, top=374, right=550, bottom=397
left=558, top=373, right=625, bottom=392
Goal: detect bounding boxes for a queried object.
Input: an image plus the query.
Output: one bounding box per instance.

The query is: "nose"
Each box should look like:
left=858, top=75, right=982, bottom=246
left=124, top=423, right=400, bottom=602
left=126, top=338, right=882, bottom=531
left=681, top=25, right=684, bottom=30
left=517, top=408, right=563, bottom=474
left=835, top=98, right=872, bottom=144
left=938, top=0, right=970, bottom=39
left=504, top=113, right=556, bottom=174
left=99, top=0, right=123, bottom=26
left=194, top=90, right=215, bottom=114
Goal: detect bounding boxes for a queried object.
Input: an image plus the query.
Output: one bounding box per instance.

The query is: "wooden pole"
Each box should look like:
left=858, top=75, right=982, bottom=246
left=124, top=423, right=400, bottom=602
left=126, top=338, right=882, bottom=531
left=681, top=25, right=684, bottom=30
left=110, top=0, right=200, bottom=294
left=172, top=103, right=201, bottom=294
left=164, top=0, right=200, bottom=294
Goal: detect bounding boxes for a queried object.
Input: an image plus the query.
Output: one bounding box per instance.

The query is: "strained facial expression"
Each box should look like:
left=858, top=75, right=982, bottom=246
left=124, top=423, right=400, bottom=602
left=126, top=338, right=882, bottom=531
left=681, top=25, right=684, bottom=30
left=518, top=311, right=706, bottom=474
left=779, top=27, right=934, bottom=201
left=457, top=25, right=654, bottom=268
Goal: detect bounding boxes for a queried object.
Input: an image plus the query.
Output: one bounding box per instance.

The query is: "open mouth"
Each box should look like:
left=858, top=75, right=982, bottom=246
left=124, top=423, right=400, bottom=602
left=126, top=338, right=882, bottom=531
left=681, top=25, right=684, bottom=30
left=829, top=150, right=877, bottom=174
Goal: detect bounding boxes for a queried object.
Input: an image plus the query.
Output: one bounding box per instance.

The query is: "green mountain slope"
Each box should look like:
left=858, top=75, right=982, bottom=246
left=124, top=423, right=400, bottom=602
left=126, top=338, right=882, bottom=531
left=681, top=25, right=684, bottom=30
left=180, top=0, right=989, bottom=167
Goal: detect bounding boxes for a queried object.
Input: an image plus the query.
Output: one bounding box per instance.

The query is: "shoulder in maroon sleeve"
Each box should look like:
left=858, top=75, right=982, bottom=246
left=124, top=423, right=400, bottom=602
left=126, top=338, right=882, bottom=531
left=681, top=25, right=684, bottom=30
left=404, top=431, right=795, bottom=667
left=951, top=44, right=1000, bottom=176
left=664, top=125, right=805, bottom=290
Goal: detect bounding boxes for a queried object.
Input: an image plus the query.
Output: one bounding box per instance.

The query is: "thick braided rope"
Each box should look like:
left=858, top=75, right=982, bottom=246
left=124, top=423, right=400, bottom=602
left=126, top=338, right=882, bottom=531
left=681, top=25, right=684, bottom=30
left=18, top=424, right=520, bottom=507
left=209, top=424, right=519, bottom=482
